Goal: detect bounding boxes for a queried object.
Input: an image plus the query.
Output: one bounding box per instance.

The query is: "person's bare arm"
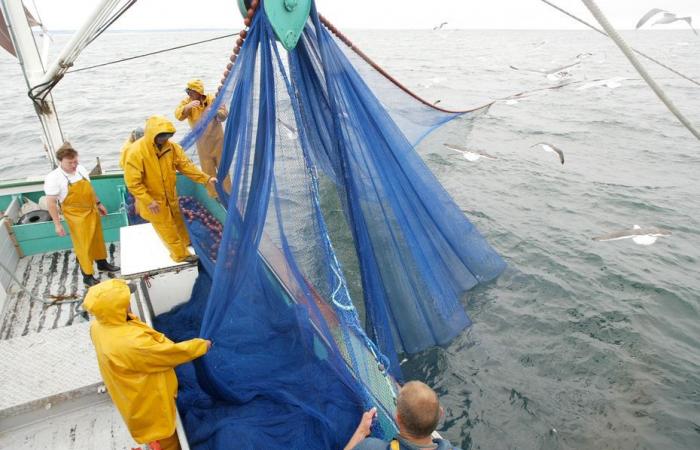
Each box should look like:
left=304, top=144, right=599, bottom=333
left=46, top=195, right=66, bottom=236
left=344, top=407, right=377, bottom=450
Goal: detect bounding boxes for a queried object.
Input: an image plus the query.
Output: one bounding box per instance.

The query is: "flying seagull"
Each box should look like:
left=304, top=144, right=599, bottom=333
left=592, top=225, right=671, bottom=245
left=444, top=143, right=497, bottom=162
left=530, top=143, right=565, bottom=165
left=433, top=22, right=448, bottom=31
left=576, top=76, right=628, bottom=91
left=636, top=8, right=697, bottom=34
left=510, top=54, right=592, bottom=81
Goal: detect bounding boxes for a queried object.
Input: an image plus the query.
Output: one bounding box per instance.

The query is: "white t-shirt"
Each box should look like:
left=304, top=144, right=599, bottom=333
left=43, top=165, right=91, bottom=203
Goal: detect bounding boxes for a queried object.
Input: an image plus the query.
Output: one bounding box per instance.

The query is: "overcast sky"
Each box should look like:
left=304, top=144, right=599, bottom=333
left=26, top=0, right=700, bottom=31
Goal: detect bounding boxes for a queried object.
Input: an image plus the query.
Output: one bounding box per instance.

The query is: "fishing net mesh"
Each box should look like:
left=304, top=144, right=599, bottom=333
left=156, top=2, right=505, bottom=448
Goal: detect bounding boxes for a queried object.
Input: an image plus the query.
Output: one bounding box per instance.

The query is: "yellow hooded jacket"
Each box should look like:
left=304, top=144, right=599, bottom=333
left=119, top=137, right=136, bottom=170
left=123, top=115, right=210, bottom=223
left=174, top=80, right=228, bottom=169
left=83, top=279, right=208, bottom=443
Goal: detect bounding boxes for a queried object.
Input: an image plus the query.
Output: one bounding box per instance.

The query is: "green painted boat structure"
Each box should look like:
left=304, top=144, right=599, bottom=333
left=237, top=0, right=312, bottom=51
left=0, top=174, right=223, bottom=257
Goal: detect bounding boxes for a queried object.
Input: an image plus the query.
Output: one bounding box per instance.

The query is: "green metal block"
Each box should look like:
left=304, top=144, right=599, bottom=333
left=265, top=0, right=311, bottom=50
left=18, top=235, right=73, bottom=256
left=235, top=1, right=311, bottom=51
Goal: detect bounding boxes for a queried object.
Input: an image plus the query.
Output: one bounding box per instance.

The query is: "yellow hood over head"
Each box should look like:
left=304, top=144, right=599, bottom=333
left=186, top=79, right=205, bottom=95
left=83, top=278, right=131, bottom=326
left=144, top=115, right=176, bottom=145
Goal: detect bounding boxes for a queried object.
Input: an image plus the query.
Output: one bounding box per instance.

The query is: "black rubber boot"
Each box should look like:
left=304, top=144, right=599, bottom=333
left=83, top=274, right=100, bottom=287
left=96, top=259, right=120, bottom=272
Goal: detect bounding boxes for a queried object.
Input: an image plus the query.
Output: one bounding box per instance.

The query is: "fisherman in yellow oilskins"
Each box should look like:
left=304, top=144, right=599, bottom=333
left=174, top=79, right=232, bottom=198
left=83, top=279, right=211, bottom=450
left=44, top=142, right=120, bottom=287
left=118, top=127, right=144, bottom=169
left=124, top=115, right=217, bottom=263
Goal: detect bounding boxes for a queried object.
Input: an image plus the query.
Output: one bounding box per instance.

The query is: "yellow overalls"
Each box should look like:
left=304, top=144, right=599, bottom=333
left=175, top=85, right=232, bottom=198
left=61, top=174, right=106, bottom=275
left=124, top=115, right=211, bottom=262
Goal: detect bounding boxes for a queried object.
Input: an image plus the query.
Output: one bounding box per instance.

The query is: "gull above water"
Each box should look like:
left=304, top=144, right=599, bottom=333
left=592, top=225, right=672, bottom=245
left=444, top=143, right=497, bottom=162
left=510, top=53, right=592, bottom=81
left=635, top=8, right=697, bottom=34
left=576, top=77, right=628, bottom=91
left=530, top=143, right=565, bottom=165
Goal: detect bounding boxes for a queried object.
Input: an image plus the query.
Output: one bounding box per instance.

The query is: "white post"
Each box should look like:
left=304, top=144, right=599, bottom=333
left=1, top=0, right=64, bottom=168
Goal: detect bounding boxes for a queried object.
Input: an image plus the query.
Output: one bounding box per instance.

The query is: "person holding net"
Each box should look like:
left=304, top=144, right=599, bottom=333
left=175, top=79, right=232, bottom=199
left=83, top=279, right=211, bottom=450
left=124, top=115, right=216, bottom=263
left=345, top=381, right=462, bottom=450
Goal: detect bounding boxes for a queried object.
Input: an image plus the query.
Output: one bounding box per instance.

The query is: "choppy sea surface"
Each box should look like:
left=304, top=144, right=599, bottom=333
left=1, top=29, right=699, bottom=449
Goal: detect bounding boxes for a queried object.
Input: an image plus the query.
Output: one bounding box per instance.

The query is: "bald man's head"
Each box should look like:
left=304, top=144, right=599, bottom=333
left=396, top=381, right=441, bottom=438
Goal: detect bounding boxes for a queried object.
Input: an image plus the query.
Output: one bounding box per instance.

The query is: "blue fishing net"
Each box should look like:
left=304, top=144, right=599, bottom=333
left=158, top=1, right=505, bottom=448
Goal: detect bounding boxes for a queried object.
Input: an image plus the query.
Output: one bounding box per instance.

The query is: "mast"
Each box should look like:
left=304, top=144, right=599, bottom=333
left=0, top=0, right=63, bottom=168
left=0, top=0, right=128, bottom=169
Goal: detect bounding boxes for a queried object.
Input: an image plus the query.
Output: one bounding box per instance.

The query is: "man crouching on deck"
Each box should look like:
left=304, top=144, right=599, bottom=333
left=83, top=279, right=211, bottom=450
left=123, top=115, right=217, bottom=263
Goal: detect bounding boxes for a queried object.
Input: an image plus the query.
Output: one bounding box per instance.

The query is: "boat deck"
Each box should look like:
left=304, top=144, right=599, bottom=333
left=0, top=244, right=120, bottom=341
left=0, top=245, right=138, bottom=449
left=0, top=316, right=136, bottom=449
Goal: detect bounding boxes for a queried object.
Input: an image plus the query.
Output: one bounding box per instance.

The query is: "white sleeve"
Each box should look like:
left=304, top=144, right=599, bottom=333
left=43, top=171, right=60, bottom=196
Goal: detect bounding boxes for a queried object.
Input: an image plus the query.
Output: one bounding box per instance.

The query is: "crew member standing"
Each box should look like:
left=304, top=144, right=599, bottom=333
left=83, top=278, right=211, bottom=450
left=124, top=115, right=216, bottom=263
left=174, top=79, right=231, bottom=198
left=44, top=142, right=119, bottom=286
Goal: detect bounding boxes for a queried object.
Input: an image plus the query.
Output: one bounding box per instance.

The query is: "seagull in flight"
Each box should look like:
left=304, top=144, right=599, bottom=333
left=576, top=76, right=628, bottom=91
left=530, top=142, right=565, bottom=165
left=592, top=225, right=671, bottom=245
left=433, top=22, right=448, bottom=30
left=636, top=8, right=697, bottom=34
left=444, top=143, right=497, bottom=162
left=510, top=54, right=592, bottom=81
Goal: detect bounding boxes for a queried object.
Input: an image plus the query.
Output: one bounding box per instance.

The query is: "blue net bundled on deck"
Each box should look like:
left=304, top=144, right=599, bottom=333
left=156, top=1, right=505, bottom=448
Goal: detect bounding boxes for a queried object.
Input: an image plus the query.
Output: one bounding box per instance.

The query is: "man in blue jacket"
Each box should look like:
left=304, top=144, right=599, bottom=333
left=345, top=381, right=462, bottom=450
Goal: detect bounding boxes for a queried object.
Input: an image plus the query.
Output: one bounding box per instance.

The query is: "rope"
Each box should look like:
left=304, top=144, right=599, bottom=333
left=318, top=15, right=491, bottom=114
left=0, top=260, right=82, bottom=305
left=67, top=31, right=240, bottom=74
left=539, top=0, right=700, bottom=87
left=580, top=0, right=700, bottom=140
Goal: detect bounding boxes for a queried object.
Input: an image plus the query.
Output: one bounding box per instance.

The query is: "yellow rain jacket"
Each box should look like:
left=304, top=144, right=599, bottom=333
left=118, top=138, right=133, bottom=170
left=175, top=79, right=231, bottom=197
left=119, top=129, right=144, bottom=169
left=83, top=279, right=208, bottom=444
left=124, top=115, right=211, bottom=261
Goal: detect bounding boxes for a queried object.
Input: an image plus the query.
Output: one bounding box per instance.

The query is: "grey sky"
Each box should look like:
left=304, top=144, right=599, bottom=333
left=29, top=0, right=700, bottom=31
